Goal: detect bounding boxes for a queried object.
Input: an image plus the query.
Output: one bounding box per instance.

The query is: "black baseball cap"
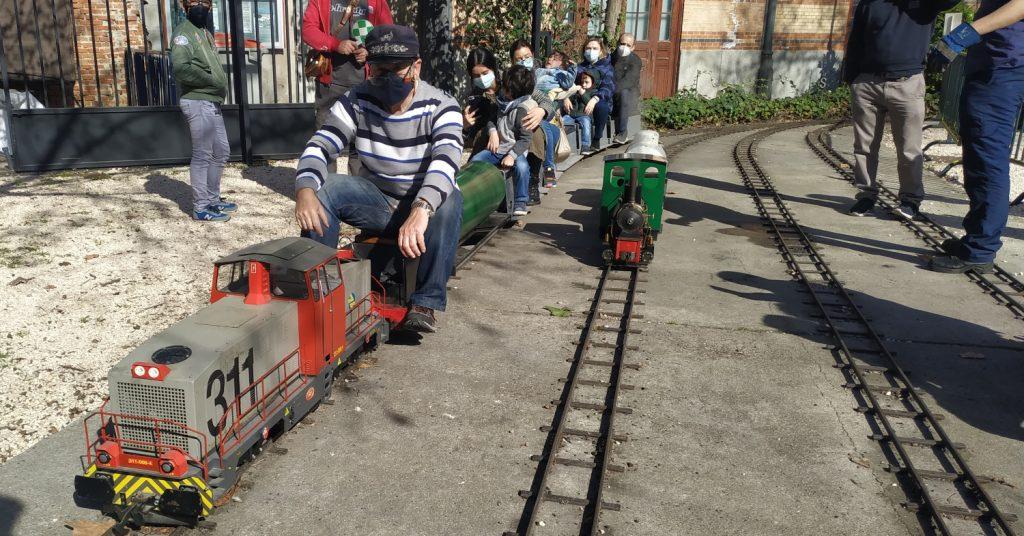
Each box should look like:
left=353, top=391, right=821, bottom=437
left=365, top=24, right=420, bottom=64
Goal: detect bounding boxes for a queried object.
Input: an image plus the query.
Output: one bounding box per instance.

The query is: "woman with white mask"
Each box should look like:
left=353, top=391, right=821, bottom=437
left=576, top=36, right=616, bottom=151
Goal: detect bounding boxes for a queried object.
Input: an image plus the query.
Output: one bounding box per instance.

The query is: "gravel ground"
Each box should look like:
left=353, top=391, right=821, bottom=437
left=0, top=158, right=355, bottom=463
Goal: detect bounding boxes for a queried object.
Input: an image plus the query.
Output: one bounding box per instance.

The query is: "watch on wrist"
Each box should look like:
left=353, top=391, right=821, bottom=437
left=413, top=198, right=435, bottom=217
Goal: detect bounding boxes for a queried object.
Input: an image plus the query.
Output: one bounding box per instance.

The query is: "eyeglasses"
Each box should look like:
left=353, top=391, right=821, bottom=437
left=369, top=63, right=416, bottom=82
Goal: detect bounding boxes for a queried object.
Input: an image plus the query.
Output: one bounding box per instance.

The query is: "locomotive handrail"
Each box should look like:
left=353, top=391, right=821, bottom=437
left=216, top=348, right=305, bottom=457
left=83, top=399, right=212, bottom=478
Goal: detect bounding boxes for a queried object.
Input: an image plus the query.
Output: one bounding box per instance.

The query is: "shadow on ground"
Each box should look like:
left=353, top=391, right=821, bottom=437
left=713, top=270, right=1024, bottom=442
left=0, top=495, right=22, bottom=536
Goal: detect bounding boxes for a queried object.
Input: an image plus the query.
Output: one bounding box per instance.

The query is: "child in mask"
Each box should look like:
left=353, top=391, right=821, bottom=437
left=469, top=65, right=538, bottom=216
left=562, top=70, right=599, bottom=156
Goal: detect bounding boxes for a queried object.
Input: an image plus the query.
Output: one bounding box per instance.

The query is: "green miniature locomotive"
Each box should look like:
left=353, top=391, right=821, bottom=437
left=600, top=130, right=668, bottom=265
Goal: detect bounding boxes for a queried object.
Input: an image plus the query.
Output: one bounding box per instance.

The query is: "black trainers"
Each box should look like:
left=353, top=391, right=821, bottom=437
left=404, top=305, right=437, bottom=333
left=927, top=254, right=994, bottom=274
left=528, top=185, right=541, bottom=205
left=940, top=237, right=962, bottom=256
left=895, top=201, right=920, bottom=220
left=849, top=197, right=875, bottom=216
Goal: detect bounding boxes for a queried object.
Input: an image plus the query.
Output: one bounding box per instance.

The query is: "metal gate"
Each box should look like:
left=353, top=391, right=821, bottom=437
left=0, top=0, right=320, bottom=171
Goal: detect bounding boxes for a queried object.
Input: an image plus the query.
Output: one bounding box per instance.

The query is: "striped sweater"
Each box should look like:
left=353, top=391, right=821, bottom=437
left=296, top=81, right=464, bottom=210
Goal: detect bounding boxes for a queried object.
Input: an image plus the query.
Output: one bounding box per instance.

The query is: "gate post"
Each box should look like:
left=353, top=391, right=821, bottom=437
left=417, top=0, right=456, bottom=96
left=227, top=0, right=253, bottom=164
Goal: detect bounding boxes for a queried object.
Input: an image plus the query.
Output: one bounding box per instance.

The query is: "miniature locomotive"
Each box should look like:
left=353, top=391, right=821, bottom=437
left=600, top=130, right=668, bottom=266
left=73, top=163, right=506, bottom=529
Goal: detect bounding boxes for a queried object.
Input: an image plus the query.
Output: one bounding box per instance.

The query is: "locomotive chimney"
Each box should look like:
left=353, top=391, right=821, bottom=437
left=245, top=261, right=271, bottom=305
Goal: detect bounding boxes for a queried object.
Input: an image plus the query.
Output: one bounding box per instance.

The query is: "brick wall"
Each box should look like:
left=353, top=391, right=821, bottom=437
left=72, top=0, right=147, bottom=107
left=680, top=0, right=852, bottom=53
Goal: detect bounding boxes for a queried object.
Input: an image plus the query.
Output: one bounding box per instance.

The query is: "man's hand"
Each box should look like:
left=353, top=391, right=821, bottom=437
left=584, top=97, right=598, bottom=116
left=295, top=188, right=330, bottom=236
left=353, top=47, right=368, bottom=63
left=487, top=131, right=500, bottom=153
left=563, top=99, right=574, bottom=114
left=335, top=39, right=358, bottom=55
left=464, top=106, right=477, bottom=126
left=500, top=154, right=515, bottom=169
left=930, top=23, right=982, bottom=66
left=398, top=206, right=430, bottom=258
left=522, top=107, right=545, bottom=130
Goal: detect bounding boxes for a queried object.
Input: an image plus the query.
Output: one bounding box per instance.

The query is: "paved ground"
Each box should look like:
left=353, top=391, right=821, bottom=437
left=1, top=125, right=1022, bottom=535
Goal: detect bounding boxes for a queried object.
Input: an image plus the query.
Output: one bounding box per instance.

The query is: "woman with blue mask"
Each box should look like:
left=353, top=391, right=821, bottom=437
left=576, top=36, right=616, bottom=151
left=463, top=47, right=503, bottom=159
left=509, top=40, right=562, bottom=199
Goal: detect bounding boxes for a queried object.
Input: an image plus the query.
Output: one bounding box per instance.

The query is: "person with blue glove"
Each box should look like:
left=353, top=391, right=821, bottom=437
left=928, top=0, right=1024, bottom=272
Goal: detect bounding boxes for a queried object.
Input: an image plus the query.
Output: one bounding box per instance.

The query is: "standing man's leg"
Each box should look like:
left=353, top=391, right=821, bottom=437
left=850, top=74, right=886, bottom=215
left=410, top=189, right=464, bottom=314
left=886, top=74, right=926, bottom=217
left=614, top=89, right=634, bottom=142
left=206, top=103, right=235, bottom=213
left=930, top=68, right=1024, bottom=272
left=181, top=99, right=228, bottom=221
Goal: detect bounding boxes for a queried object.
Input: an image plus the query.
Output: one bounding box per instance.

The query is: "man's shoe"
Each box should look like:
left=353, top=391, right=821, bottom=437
left=895, top=201, right=920, bottom=220
left=528, top=185, right=541, bottom=205
left=543, top=167, right=557, bottom=188
left=210, top=199, right=238, bottom=213
left=580, top=145, right=594, bottom=156
left=404, top=305, right=437, bottom=333
left=194, top=209, right=230, bottom=222
left=513, top=203, right=528, bottom=216
left=940, top=237, right=962, bottom=256
left=849, top=198, right=875, bottom=216
left=927, top=254, right=994, bottom=274
left=612, top=133, right=630, bottom=146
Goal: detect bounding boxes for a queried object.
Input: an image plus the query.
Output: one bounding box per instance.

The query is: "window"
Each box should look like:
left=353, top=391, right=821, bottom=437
left=216, top=262, right=249, bottom=294
left=659, top=0, right=674, bottom=41
left=624, top=0, right=650, bottom=41
left=587, top=0, right=604, bottom=35
left=323, top=260, right=343, bottom=293
left=268, top=265, right=309, bottom=300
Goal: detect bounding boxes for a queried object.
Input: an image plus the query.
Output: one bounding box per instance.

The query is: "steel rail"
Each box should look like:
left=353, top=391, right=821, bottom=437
left=806, top=125, right=1024, bottom=319
left=506, top=266, right=641, bottom=536
left=452, top=214, right=511, bottom=274
left=737, top=125, right=1015, bottom=535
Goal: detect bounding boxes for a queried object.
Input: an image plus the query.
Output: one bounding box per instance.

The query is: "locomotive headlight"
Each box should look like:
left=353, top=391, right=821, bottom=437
left=160, top=460, right=175, bottom=474
left=133, top=365, right=146, bottom=377
left=147, top=367, right=160, bottom=379
left=97, top=450, right=111, bottom=464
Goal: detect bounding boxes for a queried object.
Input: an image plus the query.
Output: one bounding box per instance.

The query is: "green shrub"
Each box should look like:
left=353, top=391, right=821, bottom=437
left=641, top=84, right=852, bottom=130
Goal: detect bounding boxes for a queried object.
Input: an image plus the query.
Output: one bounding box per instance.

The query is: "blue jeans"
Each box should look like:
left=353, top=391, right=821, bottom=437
left=539, top=120, right=560, bottom=170
left=592, top=98, right=612, bottom=146
left=471, top=150, right=530, bottom=206
left=307, top=174, right=463, bottom=311
left=957, top=67, right=1024, bottom=262
left=562, top=114, right=593, bottom=148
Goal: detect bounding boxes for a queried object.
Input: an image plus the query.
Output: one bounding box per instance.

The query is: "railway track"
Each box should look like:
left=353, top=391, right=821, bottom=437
left=737, top=125, right=1017, bottom=535
left=806, top=124, right=1024, bottom=320
left=505, top=266, right=643, bottom=536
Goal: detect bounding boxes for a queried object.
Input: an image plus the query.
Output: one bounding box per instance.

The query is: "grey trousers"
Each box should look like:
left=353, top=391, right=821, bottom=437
left=850, top=73, right=926, bottom=204
left=181, top=98, right=229, bottom=213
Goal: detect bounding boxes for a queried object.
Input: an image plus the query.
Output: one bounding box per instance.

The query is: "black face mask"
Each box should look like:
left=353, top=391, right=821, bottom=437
left=371, top=71, right=415, bottom=108
left=187, top=4, right=210, bottom=29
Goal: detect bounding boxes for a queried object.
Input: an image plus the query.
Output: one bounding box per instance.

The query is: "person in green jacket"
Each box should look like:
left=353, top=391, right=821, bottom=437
left=171, top=0, right=236, bottom=222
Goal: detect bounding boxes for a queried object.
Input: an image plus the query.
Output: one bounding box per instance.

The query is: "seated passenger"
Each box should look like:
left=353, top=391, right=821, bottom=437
left=562, top=70, right=599, bottom=156
left=509, top=40, right=562, bottom=194
left=294, top=24, right=464, bottom=334
left=469, top=65, right=537, bottom=217
left=535, top=50, right=577, bottom=100
left=576, top=36, right=616, bottom=151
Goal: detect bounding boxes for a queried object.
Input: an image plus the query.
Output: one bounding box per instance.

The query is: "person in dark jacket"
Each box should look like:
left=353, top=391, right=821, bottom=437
left=927, top=0, right=1024, bottom=272
left=612, top=33, right=642, bottom=145
left=576, top=36, right=615, bottom=150
left=842, top=0, right=960, bottom=220
left=171, top=0, right=234, bottom=222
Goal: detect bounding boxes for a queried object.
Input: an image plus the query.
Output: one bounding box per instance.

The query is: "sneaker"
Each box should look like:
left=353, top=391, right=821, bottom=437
left=849, top=197, right=875, bottom=216
left=513, top=203, right=528, bottom=216
left=940, top=237, right=962, bottom=256
left=580, top=145, right=594, bottom=156
left=403, top=305, right=437, bottom=333
left=543, top=168, right=557, bottom=188
left=194, top=209, right=230, bottom=222
left=528, top=185, right=541, bottom=206
left=612, top=133, right=630, bottom=146
left=895, top=201, right=919, bottom=220
left=210, top=199, right=238, bottom=213
left=927, top=254, right=994, bottom=274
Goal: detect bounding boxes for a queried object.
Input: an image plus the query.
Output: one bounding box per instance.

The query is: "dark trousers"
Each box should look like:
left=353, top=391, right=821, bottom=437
left=614, top=89, right=638, bottom=135
left=957, top=67, right=1024, bottom=262
left=592, top=98, right=612, bottom=146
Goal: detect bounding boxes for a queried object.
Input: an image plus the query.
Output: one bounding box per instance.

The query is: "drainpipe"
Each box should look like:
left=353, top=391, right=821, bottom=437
left=531, top=0, right=542, bottom=55
left=756, top=0, right=779, bottom=97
